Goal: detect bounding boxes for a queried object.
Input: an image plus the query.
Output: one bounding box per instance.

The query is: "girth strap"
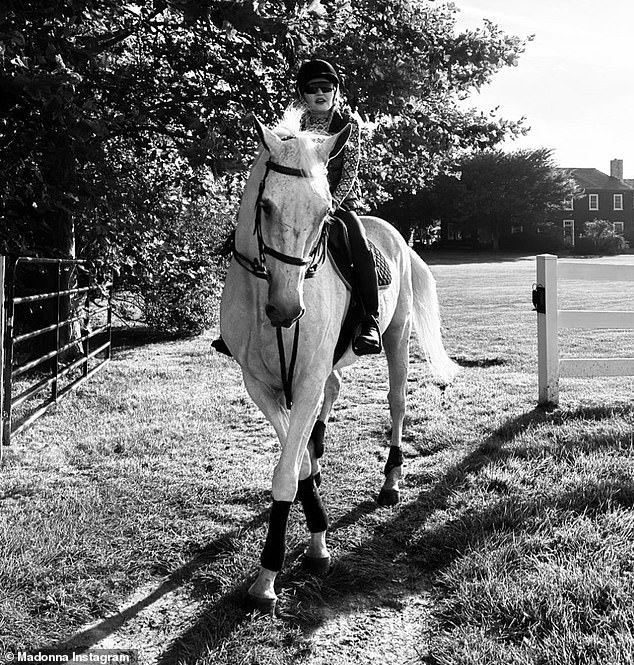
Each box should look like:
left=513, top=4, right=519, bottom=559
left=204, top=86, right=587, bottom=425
left=276, top=323, right=301, bottom=409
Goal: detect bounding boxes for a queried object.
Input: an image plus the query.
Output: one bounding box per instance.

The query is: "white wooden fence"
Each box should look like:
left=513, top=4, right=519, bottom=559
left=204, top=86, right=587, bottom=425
left=536, top=253, right=634, bottom=406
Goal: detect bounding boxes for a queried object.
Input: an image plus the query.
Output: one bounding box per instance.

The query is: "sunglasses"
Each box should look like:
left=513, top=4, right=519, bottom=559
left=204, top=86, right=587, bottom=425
left=303, top=84, right=335, bottom=94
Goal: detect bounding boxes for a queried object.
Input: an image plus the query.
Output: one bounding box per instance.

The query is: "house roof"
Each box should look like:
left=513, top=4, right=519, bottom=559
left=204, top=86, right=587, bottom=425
left=566, top=168, right=634, bottom=191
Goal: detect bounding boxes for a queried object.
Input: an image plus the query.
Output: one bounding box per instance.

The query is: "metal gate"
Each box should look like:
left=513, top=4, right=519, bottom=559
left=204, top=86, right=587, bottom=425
left=0, top=256, right=112, bottom=453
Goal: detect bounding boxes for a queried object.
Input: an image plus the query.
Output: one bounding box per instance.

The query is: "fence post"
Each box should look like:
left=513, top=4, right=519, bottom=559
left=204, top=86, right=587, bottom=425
left=0, top=256, right=4, bottom=453
left=537, top=254, right=559, bottom=406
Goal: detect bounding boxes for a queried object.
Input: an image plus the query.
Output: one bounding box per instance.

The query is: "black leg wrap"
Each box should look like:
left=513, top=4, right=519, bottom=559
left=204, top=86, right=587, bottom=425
left=309, top=420, right=326, bottom=459
left=297, top=477, right=328, bottom=533
left=260, top=500, right=292, bottom=572
left=384, top=446, right=403, bottom=476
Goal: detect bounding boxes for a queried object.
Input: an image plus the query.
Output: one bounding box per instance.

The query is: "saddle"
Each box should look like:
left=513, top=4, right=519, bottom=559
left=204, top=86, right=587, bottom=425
left=326, top=216, right=392, bottom=364
left=327, top=217, right=392, bottom=291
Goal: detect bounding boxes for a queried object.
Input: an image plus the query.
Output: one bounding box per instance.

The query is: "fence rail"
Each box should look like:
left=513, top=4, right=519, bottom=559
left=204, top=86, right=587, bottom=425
left=1, top=256, right=112, bottom=453
left=535, top=254, right=634, bottom=406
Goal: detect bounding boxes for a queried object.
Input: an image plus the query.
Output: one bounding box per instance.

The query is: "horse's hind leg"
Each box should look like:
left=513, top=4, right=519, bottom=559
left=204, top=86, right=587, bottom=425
left=308, top=369, right=342, bottom=484
left=378, top=317, right=411, bottom=506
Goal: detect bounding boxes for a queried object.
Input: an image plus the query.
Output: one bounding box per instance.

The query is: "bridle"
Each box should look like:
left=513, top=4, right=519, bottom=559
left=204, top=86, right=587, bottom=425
left=232, top=156, right=331, bottom=409
left=232, top=159, right=330, bottom=282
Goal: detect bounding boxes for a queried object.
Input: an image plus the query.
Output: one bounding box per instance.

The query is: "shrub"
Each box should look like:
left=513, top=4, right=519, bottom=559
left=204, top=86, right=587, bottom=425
left=575, top=220, right=626, bottom=256
left=122, top=190, right=237, bottom=335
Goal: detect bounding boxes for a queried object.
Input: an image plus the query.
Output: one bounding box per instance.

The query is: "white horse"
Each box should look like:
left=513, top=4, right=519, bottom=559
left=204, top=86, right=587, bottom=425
left=219, top=113, right=459, bottom=613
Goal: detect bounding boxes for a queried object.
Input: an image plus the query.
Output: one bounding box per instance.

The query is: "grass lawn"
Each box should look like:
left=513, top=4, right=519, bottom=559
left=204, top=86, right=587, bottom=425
left=2, top=251, right=634, bottom=664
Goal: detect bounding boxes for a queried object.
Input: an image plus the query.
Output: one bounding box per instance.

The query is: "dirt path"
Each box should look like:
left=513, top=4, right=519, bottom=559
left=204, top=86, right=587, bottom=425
left=61, top=568, right=435, bottom=664
left=62, top=577, right=202, bottom=663
left=306, top=581, right=434, bottom=665
left=53, top=347, right=440, bottom=663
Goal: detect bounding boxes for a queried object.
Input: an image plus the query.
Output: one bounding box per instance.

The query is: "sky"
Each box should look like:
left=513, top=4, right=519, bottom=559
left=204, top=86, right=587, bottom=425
left=453, top=0, right=634, bottom=176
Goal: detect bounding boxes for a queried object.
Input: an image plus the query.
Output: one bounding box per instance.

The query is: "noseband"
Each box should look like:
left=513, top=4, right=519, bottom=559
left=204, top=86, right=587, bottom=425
left=232, top=159, right=329, bottom=281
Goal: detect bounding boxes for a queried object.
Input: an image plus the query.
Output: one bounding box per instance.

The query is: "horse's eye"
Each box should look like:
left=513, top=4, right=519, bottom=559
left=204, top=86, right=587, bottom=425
left=259, top=200, right=273, bottom=216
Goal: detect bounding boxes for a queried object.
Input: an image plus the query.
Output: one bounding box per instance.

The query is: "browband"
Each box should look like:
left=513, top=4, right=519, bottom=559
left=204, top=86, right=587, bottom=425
left=266, top=160, right=311, bottom=178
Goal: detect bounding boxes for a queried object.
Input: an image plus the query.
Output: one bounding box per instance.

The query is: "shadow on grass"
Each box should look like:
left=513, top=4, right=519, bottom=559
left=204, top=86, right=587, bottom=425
left=421, top=251, right=534, bottom=266
left=453, top=356, right=509, bottom=368
left=148, top=497, right=382, bottom=665
left=55, top=402, right=634, bottom=662
left=110, top=325, right=185, bottom=352
left=311, top=403, right=634, bottom=597
left=169, top=404, right=634, bottom=660
left=51, top=508, right=270, bottom=654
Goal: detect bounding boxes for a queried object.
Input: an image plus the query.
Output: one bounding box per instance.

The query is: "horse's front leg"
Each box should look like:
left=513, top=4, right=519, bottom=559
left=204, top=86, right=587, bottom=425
left=244, top=376, right=326, bottom=611
left=241, top=374, right=290, bottom=613
left=378, top=316, right=411, bottom=506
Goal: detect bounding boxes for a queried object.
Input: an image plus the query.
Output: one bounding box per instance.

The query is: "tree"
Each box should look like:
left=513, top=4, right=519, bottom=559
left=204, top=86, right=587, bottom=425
left=1, top=0, right=296, bottom=331
left=576, top=220, right=626, bottom=256
left=297, top=3, right=530, bottom=214
left=420, top=148, right=579, bottom=250
left=1, top=1, right=532, bottom=330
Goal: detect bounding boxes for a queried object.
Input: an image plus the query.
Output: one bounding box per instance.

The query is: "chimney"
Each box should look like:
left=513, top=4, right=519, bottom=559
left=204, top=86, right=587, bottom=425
left=611, top=158, right=624, bottom=180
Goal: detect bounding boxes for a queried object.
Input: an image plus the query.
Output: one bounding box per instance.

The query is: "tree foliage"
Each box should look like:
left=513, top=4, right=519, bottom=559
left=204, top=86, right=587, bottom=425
left=419, top=148, right=579, bottom=249
left=1, top=0, right=532, bottom=331
left=576, top=219, right=626, bottom=256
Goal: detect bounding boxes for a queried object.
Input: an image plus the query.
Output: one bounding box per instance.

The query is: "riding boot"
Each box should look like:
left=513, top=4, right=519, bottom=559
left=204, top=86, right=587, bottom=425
left=337, top=207, right=382, bottom=355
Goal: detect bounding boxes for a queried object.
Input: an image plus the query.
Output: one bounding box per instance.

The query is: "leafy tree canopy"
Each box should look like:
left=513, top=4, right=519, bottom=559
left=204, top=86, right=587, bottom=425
left=1, top=0, right=531, bottom=329
left=418, top=148, right=579, bottom=249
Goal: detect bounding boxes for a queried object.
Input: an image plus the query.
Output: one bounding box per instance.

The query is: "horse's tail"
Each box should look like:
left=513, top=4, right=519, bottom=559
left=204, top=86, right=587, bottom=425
left=408, top=248, right=460, bottom=385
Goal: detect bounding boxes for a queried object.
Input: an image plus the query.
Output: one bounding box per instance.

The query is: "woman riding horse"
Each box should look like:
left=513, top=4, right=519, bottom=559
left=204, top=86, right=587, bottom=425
left=213, top=58, right=381, bottom=356
left=295, top=58, right=381, bottom=355
left=217, top=59, right=459, bottom=614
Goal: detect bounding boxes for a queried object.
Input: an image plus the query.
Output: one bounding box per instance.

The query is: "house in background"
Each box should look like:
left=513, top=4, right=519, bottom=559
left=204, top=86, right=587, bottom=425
left=562, top=159, right=634, bottom=246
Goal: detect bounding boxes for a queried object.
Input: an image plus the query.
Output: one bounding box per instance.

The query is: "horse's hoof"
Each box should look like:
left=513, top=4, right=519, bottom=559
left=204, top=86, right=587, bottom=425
left=377, top=488, right=400, bottom=506
left=246, top=592, right=277, bottom=616
left=302, top=554, right=331, bottom=576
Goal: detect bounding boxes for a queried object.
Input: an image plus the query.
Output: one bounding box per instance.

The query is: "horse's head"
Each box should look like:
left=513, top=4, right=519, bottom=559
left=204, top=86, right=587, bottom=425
left=250, top=115, right=351, bottom=328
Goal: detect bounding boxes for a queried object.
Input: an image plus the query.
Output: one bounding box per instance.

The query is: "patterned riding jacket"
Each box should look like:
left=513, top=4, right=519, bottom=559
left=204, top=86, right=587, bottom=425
left=300, top=107, right=362, bottom=210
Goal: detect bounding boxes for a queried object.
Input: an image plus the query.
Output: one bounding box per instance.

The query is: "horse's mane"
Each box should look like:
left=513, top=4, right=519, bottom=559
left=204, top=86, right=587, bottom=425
left=272, top=106, right=329, bottom=181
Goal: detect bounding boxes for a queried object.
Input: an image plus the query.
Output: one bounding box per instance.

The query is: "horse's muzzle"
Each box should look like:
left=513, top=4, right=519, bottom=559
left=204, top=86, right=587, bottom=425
left=265, top=304, right=305, bottom=328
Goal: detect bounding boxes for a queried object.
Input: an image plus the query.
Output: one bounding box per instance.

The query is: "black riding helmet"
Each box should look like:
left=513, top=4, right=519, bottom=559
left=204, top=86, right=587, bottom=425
left=296, top=58, right=340, bottom=94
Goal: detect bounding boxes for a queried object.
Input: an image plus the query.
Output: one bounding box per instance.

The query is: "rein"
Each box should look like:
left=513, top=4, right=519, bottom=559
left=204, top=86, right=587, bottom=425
left=234, top=157, right=330, bottom=409
left=276, top=324, right=300, bottom=409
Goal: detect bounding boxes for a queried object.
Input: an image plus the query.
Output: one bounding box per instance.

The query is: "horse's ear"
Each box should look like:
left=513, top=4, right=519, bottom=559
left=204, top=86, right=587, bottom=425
left=253, top=115, right=282, bottom=154
left=317, top=123, right=352, bottom=162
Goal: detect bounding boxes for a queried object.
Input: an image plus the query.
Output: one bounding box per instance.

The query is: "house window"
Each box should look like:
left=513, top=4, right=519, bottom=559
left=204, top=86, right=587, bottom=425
left=511, top=225, right=524, bottom=234
left=614, top=221, right=624, bottom=235
left=589, top=194, right=599, bottom=210
left=614, top=194, right=623, bottom=210
left=563, top=219, right=575, bottom=246
left=564, top=196, right=573, bottom=210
